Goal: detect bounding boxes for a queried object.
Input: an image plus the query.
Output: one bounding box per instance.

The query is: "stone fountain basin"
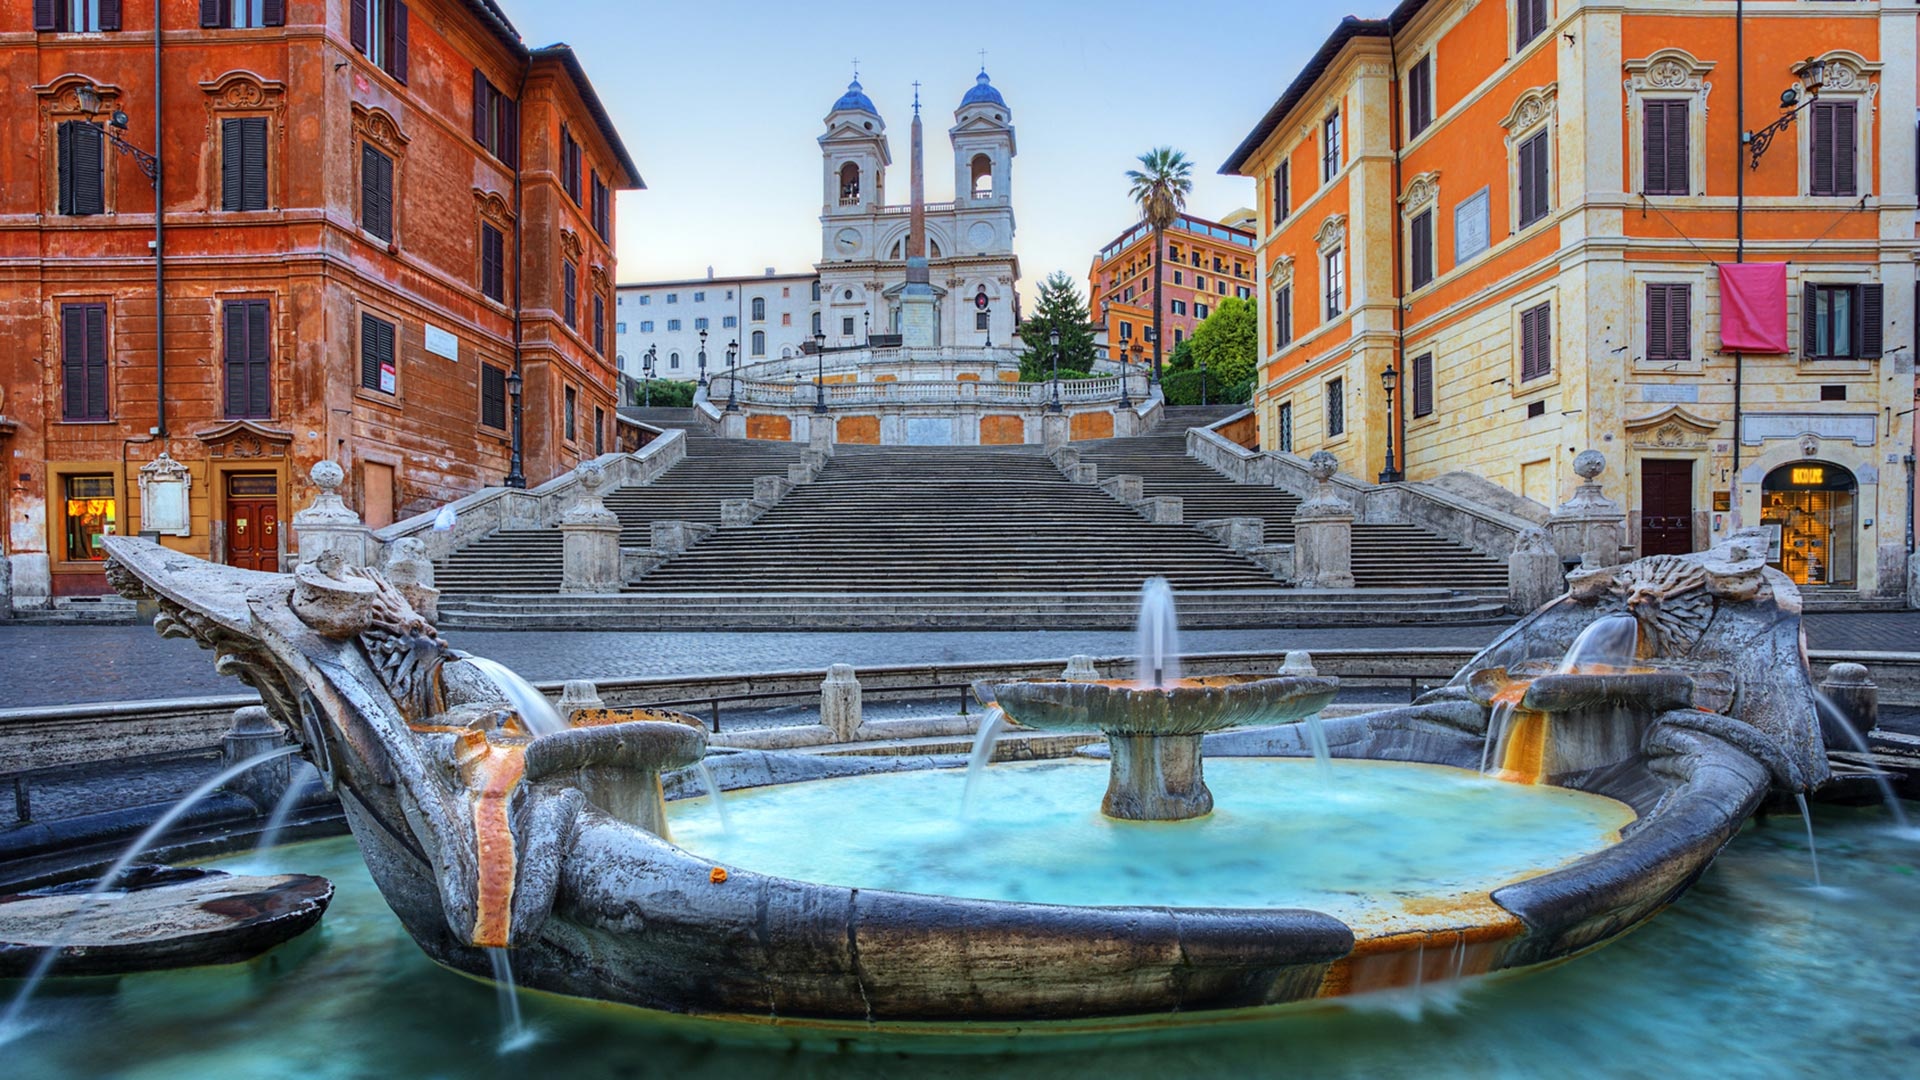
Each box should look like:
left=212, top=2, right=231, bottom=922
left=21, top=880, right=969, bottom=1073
left=1466, top=667, right=1699, bottom=716
left=524, top=711, right=709, bottom=782
left=987, top=674, right=1340, bottom=736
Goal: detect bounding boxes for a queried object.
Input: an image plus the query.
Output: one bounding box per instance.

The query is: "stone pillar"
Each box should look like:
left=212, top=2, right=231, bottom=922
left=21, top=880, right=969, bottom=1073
left=1279, top=650, right=1317, bottom=677
left=808, top=422, right=835, bottom=457
left=1101, top=474, right=1144, bottom=504
left=1819, top=663, right=1879, bottom=741
left=1042, top=412, right=1070, bottom=450
left=1548, top=450, right=1627, bottom=567
left=1507, top=526, right=1565, bottom=615
left=787, top=462, right=814, bottom=485
left=222, top=705, right=293, bottom=814
left=721, top=498, right=757, bottom=527
left=1293, top=451, right=1355, bottom=588
left=1050, top=447, right=1081, bottom=474
left=803, top=448, right=830, bottom=474
left=561, top=463, right=623, bottom=594
left=557, top=679, right=604, bottom=723
left=821, top=664, right=862, bottom=741
left=1216, top=516, right=1264, bottom=552
left=1073, top=463, right=1099, bottom=485
left=650, top=520, right=695, bottom=555
left=753, top=475, right=788, bottom=506
left=1062, top=654, right=1099, bottom=680
left=291, top=461, right=372, bottom=569
left=1146, top=496, right=1183, bottom=524
left=382, top=537, right=439, bottom=623
left=719, top=411, right=747, bottom=440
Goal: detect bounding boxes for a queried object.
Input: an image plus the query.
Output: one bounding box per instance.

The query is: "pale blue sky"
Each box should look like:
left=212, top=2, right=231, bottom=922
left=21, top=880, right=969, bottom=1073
left=506, top=1, right=1378, bottom=302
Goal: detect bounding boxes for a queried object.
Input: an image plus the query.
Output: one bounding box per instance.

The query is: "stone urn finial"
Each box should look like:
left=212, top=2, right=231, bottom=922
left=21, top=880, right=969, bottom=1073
left=1573, top=450, right=1605, bottom=482
left=578, top=460, right=606, bottom=494
left=1296, top=451, right=1349, bottom=521
left=296, top=460, right=362, bottom=526
left=1307, top=450, right=1339, bottom=484
left=562, top=460, right=618, bottom=528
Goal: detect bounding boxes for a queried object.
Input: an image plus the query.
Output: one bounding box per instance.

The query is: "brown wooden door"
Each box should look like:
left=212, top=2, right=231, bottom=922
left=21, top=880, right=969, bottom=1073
left=1641, top=459, right=1694, bottom=556
left=228, top=498, right=279, bottom=572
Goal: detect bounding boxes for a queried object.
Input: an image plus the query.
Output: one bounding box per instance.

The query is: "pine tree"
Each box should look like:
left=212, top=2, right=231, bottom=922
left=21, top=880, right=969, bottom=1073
left=1016, top=272, right=1098, bottom=382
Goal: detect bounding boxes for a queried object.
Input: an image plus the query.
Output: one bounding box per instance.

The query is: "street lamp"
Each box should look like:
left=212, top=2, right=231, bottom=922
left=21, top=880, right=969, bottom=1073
left=1047, top=328, right=1063, bottom=413
left=1745, top=56, right=1829, bottom=170
left=76, top=83, right=159, bottom=186
left=862, top=309, right=870, bottom=347
left=812, top=331, right=829, bottom=414
left=642, top=345, right=656, bottom=407
left=1378, top=364, right=1403, bottom=484
left=725, top=339, right=740, bottom=412
left=504, top=367, right=526, bottom=488
left=1117, top=342, right=1133, bottom=409
left=696, top=328, right=709, bottom=388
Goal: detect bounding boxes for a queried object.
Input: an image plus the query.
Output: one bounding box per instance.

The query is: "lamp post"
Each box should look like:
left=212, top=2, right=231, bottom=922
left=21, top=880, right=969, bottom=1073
left=812, top=331, right=829, bottom=414
left=725, top=339, right=740, bottom=412
left=642, top=345, right=655, bottom=407
left=504, top=368, right=526, bottom=488
left=1117, top=343, right=1133, bottom=408
left=1745, top=57, right=1828, bottom=169
left=76, top=82, right=166, bottom=437
left=696, top=328, right=709, bottom=388
left=1378, top=364, right=1403, bottom=484
left=862, top=309, right=870, bottom=347
left=1047, top=328, right=1063, bottom=413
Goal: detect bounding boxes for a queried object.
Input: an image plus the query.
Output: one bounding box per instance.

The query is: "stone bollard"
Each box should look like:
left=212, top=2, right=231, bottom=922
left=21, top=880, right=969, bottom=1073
left=1819, top=663, right=1879, bottom=741
left=1278, top=650, right=1317, bottom=677
left=223, top=705, right=293, bottom=814
left=820, top=664, right=862, bottom=742
left=1548, top=450, right=1627, bottom=567
left=1217, top=516, right=1264, bottom=552
left=787, top=462, right=813, bottom=485
left=1146, top=496, right=1183, bottom=525
left=719, top=411, right=747, bottom=440
left=1293, top=451, right=1355, bottom=588
left=558, top=679, right=604, bottom=723
left=1101, top=474, right=1144, bottom=505
left=1050, top=447, right=1081, bottom=474
left=1507, top=526, right=1565, bottom=615
left=1062, top=654, right=1100, bottom=680
left=383, top=537, right=439, bottom=623
left=650, top=520, right=694, bottom=556
left=1908, top=552, right=1920, bottom=610
left=1073, top=463, right=1099, bottom=485
left=291, top=460, right=372, bottom=570
left=808, top=422, right=835, bottom=458
left=753, top=475, right=788, bottom=506
left=721, top=498, right=758, bottom=527
left=1042, top=412, right=1070, bottom=450
left=561, top=463, right=623, bottom=594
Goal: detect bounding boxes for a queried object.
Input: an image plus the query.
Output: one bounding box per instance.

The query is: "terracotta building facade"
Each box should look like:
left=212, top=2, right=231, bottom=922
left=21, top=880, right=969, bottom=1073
left=0, top=0, right=640, bottom=604
left=1225, top=0, right=1917, bottom=597
left=1088, top=210, right=1257, bottom=370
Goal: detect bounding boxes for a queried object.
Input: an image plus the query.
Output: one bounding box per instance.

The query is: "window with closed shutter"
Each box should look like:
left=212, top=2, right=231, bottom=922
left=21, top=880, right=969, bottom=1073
left=1520, top=302, right=1553, bottom=382
left=206, top=1, right=285, bottom=28
left=594, top=407, right=606, bottom=455
left=361, top=143, right=393, bottom=241
left=61, top=302, right=110, bottom=421
left=350, top=0, right=408, bottom=83
left=223, top=299, right=272, bottom=418
left=1408, top=55, right=1433, bottom=138
left=471, top=70, right=518, bottom=166
left=1326, top=378, right=1345, bottom=437
left=360, top=312, right=396, bottom=394
left=58, top=120, right=105, bottom=216
left=1809, top=101, right=1857, bottom=197
left=561, top=125, right=581, bottom=203
left=1516, top=0, right=1549, bottom=47
left=591, top=172, right=610, bottom=239
left=1518, top=129, right=1550, bottom=227
left=1642, top=100, right=1689, bottom=195
left=480, top=364, right=506, bottom=429
left=593, top=294, right=606, bottom=354
left=480, top=223, right=504, bottom=302
left=1275, top=285, right=1292, bottom=347
left=564, top=386, right=577, bottom=442
left=563, top=261, right=578, bottom=328
left=1412, top=353, right=1434, bottom=418
left=1273, top=160, right=1289, bottom=221
left=1409, top=209, right=1434, bottom=291
left=1645, top=283, right=1691, bottom=365
left=221, top=116, right=269, bottom=212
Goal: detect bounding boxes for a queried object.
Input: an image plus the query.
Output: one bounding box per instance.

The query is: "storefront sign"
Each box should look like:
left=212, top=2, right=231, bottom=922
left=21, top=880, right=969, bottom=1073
left=1790, top=466, right=1825, bottom=486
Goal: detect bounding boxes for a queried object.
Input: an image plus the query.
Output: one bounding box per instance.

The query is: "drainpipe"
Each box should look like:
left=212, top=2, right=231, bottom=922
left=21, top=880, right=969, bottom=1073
left=1730, top=0, right=1745, bottom=529
left=1388, top=29, right=1406, bottom=482
left=505, top=62, right=530, bottom=489
left=153, top=8, right=166, bottom=438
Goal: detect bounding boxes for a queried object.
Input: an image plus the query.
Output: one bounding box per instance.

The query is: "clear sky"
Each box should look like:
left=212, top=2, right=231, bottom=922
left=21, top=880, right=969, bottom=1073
left=504, top=1, right=1379, bottom=304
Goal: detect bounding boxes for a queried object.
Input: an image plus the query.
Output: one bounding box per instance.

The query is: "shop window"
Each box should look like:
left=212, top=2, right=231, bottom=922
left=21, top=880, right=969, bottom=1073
left=1761, top=462, right=1856, bottom=587
left=63, top=474, right=116, bottom=561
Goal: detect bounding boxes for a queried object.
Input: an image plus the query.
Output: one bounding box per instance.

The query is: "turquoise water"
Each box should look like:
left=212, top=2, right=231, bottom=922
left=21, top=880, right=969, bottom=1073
left=3, top=790, right=1917, bottom=1076
left=669, top=760, right=1633, bottom=928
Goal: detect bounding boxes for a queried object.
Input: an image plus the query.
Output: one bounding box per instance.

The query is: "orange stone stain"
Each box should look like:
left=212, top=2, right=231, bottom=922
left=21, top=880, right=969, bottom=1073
left=978, top=414, right=1025, bottom=444
left=745, top=414, right=793, bottom=442
left=836, top=415, right=882, bottom=444
left=1493, top=710, right=1549, bottom=785
left=1069, top=412, right=1115, bottom=441
left=1321, top=903, right=1526, bottom=997
left=463, top=739, right=529, bottom=948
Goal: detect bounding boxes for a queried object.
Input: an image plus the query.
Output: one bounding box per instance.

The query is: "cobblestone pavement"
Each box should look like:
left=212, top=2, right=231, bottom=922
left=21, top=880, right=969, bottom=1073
left=2, top=612, right=1916, bottom=710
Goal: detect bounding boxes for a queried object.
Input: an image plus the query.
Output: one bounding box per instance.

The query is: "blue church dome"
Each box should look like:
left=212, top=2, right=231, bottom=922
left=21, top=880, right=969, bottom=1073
left=961, top=70, right=1005, bottom=108
left=832, top=80, right=877, bottom=115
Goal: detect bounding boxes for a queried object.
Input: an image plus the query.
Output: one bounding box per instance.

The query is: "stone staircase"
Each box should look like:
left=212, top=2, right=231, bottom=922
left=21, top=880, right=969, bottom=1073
left=1073, top=432, right=1510, bottom=590
left=1155, top=405, right=1243, bottom=430
left=617, top=406, right=703, bottom=430
left=433, top=435, right=806, bottom=595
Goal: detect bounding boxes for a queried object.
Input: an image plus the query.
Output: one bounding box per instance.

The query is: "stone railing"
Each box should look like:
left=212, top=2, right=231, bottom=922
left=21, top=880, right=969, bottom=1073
left=715, top=375, right=1136, bottom=408
left=733, top=346, right=1013, bottom=383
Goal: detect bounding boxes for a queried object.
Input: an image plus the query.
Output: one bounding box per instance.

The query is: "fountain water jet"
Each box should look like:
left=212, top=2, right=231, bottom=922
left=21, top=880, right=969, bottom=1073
left=487, top=946, right=537, bottom=1053
left=461, top=657, right=565, bottom=737
left=1813, top=692, right=1912, bottom=833
left=691, top=760, right=732, bottom=835
left=960, top=706, right=1010, bottom=816
left=1793, top=793, right=1822, bottom=888
left=1134, top=577, right=1181, bottom=687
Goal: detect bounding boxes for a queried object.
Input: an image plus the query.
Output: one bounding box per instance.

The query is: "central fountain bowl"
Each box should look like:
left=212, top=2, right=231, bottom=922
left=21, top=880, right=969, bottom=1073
left=989, top=674, right=1339, bottom=821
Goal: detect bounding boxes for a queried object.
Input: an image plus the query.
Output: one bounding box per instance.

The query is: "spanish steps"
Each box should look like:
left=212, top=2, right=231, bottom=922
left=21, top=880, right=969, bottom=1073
left=432, top=411, right=1511, bottom=629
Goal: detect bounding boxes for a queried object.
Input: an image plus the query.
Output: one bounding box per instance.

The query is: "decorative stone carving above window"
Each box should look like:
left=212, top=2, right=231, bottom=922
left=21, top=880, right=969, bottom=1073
left=350, top=104, right=409, bottom=157
left=1270, top=254, right=1295, bottom=287
left=1624, top=405, right=1717, bottom=451
left=1623, top=49, right=1715, bottom=98
left=1314, top=214, right=1346, bottom=254
left=1399, top=170, right=1441, bottom=215
left=473, top=189, right=513, bottom=229
left=200, top=70, right=287, bottom=115
left=1805, top=50, right=1880, bottom=98
left=35, top=74, right=121, bottom=120
left=559, top=228, right=583, bottom=263
left=1498, top=84, right=1558, bottom=137
left=589, top=264, right=611, bottom=293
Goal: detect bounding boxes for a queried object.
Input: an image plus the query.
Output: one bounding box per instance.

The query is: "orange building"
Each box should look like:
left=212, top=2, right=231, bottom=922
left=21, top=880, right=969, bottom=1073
left=1088, top=211, right=1257, bottom=369
left=0, top=1, right=640, bottom=604
left=1224, top=0, right=1916, bottom=598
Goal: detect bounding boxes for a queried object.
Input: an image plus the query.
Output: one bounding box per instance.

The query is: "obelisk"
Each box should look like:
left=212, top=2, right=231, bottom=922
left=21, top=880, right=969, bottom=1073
left=898, top=82, right=938, bottom=349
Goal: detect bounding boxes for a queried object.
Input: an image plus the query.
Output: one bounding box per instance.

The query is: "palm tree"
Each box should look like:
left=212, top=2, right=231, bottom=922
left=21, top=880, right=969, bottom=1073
left=1125, top=147, right=1193, bottom=384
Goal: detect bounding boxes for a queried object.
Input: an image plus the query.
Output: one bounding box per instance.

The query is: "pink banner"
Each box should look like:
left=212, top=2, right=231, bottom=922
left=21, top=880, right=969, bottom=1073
left=1717, top=262, right=1788, bottom=353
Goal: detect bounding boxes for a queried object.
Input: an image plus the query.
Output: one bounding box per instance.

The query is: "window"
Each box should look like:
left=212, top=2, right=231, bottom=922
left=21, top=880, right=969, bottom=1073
left=1326, top=378, right=1345, bottom=437
left=349, top=0, right=409, bottom=83
left=1173, top=271, right=1183, bottom=286
left=470, top=70, right=518, bottom=166
left=1409, top=209, right=1434, bottom=290
left=694, top=317, right=709, bottom=331
left=590, top=171, right=610, bottom=240
left=560, top=123, right=581, bottom=203
left=57, top=120, right=105, bottom=216
left=842, top=316, right=855, bottom=335
left=639, top=294, right=651, bottom=306
left=1809, top=101, right=1858, bottom=197
left=1171, top=300, right=1187, bottom=316
left=1236, top=286, right=1252, bottom=300
left=1516, top=0, right=1549, bottom=48
left=564, top=385, right=576, bottom=441
left=1324, top=247, right=1345, bottom=318
left=1642, top=100, right=1689, bottom=195
left=60, top=302, right=109, bottom=420
left=1277, top=402, right=1293, bottom=452
left=751, top=330, right=766, bottom=355
left=220, top=116, right=269, bottom=211
left=781, top=313, right=792, bottom=326
left=479, top=223, right=505, bottom=302
left=722, top=315, right=737, bottom=328
left=593, top=294, right=606, bottom=353
left=62, top=475, right=116, bottom=561
left=360, top=143, right=393, bottom=241
left=1517, top=129, right=1550, bottom=227
left=223, top=299, right=272, bottom=418
left=1803, top=283, right=1883, bottom=360
left=1322, top=111, right=1341, bottom=182
left=668, top=351, right=680, bottom=369
left=752, top=297, right=766, bottom=321
left=1408, top=55, right=1434, bottom=138
left=811, top=312, right=822, bottom=335
left=640, top=320, right=653, bottom=332
left=1173, top=329, right=1183, bottom=346
left=1218, top=281, right=1228, bottom=296
left=811, top=281, right=822, bottom=301
left=480, top=363, right=506, bottom=430
left=360, top=312, right=396, bottom=394
left=1645, top=283, right=1691, bottom=365
left=665, top=293, right=677, bottom=304
left=1411, top=352, right=1434, bottom=418
left=693, top=291, right=706, bottom=303
left=1275, top=285, right=1293, bottom=347
left=1195, top=303, right=1209, bottom=320
left=667, top=319, right=681, bottom=331
left=1273, top=160, right=1290, bottom=221
left=617, top=322, right=627, bottom=335
left=1520, top=301, right=1552, bottom=382
left=1197, top=275, right=1208, bottom=290
left=781, top=286, right=790, bottom=298
left=562, top=261, right=577, bottom=328
left=1120, top=322, right=1133, bottom=341
left=39, top=0, right=123, bottom=31
left=594, top=407, right=605, bottom=455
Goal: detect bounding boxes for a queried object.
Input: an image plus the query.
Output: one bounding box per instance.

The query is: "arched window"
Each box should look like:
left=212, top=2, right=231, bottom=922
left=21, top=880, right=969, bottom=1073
left=751, top=297, right=766, bottom=321
left=811, top=280, right=821, bottom=301
left=838, top=162, right=861, bottom=204
left=811, top=311, right=822, bottom=335
left=970, top=153, right=993, bottom=198
left=751, top=330, right=766, bottom=356
left=669, top=351, right=681, bottom=370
